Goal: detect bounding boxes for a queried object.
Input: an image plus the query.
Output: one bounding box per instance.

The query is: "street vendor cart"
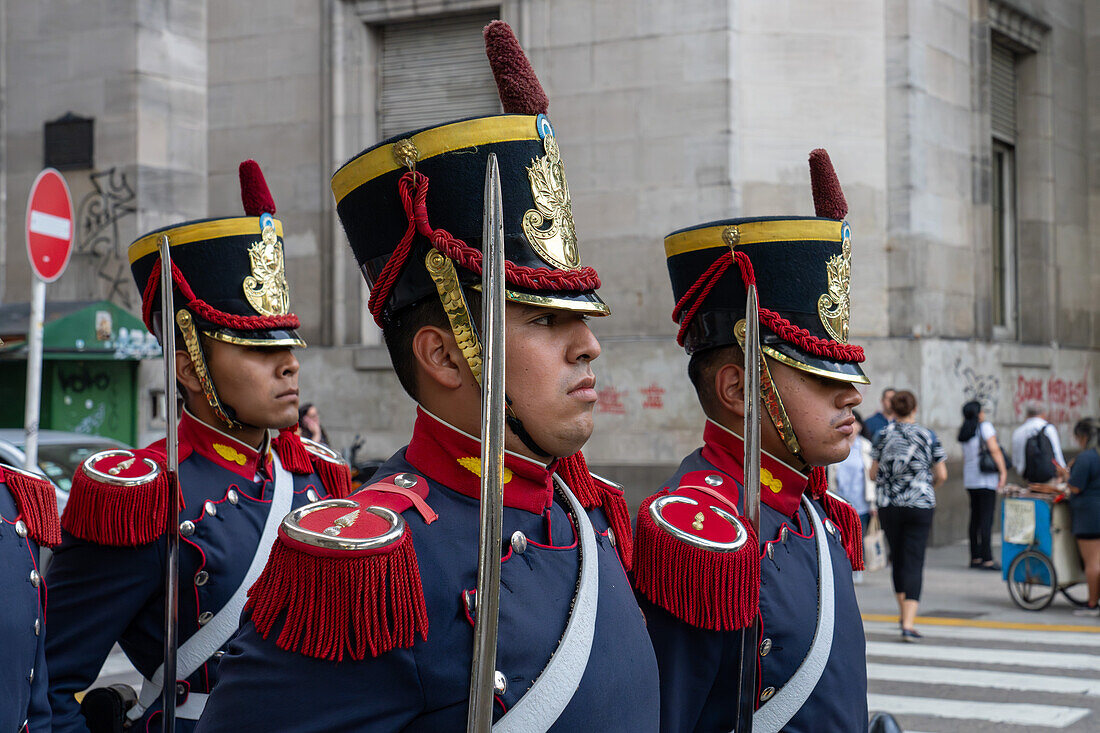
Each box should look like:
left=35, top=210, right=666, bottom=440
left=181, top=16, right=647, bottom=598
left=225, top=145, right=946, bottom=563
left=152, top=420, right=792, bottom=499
left=1002, top=487, right=1087, bottom=611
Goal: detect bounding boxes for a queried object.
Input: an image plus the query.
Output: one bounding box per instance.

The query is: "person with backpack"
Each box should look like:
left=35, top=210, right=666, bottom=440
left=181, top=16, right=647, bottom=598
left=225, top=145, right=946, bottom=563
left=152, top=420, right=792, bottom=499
left=957, top=401, right=1007, bottom=570
left=1011, top=407, right=1068, bottom=484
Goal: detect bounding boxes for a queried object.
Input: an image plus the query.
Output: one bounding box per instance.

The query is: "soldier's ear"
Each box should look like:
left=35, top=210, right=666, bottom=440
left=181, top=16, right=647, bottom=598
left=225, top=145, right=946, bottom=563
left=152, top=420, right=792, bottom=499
left=713, top=361, right=746, bottom=418
left=411, top=325, right=466, bottom=391
left=175, top=350, right=203, bottom=398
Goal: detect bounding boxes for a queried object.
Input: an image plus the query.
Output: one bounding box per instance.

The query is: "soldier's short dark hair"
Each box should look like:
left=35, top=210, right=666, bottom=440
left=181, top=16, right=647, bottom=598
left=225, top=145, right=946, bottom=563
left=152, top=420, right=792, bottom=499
left=687, top=343, right=744, bottom=418
left=382, top=289, right=481, bottom=400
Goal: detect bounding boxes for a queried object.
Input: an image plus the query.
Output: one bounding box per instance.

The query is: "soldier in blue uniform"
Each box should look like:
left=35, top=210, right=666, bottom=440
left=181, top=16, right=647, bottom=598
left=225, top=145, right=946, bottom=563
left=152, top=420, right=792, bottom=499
left=44, top=162, right=352, bottom=732
left=633, top=150, right=870, bottom=732
left=0, top=462, right=59, bottom=732
left=196, top=21, right=659, bottom=731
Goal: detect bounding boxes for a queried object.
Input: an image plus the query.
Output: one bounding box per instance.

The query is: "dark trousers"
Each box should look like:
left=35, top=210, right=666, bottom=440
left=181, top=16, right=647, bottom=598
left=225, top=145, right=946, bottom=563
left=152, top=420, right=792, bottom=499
left=967, top=488, right=997, bottom=563
left=879, top=505, right=934, bottom=601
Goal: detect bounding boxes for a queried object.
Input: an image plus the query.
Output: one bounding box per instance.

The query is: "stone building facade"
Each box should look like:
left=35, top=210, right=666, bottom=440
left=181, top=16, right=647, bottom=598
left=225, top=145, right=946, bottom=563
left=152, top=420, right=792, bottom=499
left=1, top=0, right=1097, bottom=542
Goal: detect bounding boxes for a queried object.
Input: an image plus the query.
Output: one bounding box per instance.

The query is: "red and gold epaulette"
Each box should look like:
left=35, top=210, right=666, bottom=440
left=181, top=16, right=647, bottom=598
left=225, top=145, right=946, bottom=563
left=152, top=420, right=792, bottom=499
left=273, top=429, right=353, bottom=498
left=300, top=437, right=353, bottom=499
left=555, top=452, right=634, bottom=570
left=246, top=472, right=435, bottom=661
left=632, top=470, right=759, bottom=631
left=1, top=464, right=61, bottom=547
left=809, top=466, right=863, bottom=571
left=61, top=449, right=169, bottom=547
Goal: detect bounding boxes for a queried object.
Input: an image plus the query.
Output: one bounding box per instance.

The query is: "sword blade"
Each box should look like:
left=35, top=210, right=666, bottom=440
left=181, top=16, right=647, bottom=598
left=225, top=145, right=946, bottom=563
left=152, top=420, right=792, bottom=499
left=159, top=235, right=180, bottom=731
left=743, top=285, right=761, bottom=534
left=467, top=153, right=507, bottom=732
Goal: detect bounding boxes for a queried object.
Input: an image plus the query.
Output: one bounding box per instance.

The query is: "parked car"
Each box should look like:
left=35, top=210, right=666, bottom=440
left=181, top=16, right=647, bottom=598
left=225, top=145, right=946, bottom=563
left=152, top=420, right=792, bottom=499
left=0, top=429, right=129, bottom=515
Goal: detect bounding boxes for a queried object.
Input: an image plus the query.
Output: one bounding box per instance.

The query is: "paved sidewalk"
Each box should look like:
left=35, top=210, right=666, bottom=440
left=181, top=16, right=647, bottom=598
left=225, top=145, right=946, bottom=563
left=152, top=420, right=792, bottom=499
left=856, top=535, right=1096, bottom=628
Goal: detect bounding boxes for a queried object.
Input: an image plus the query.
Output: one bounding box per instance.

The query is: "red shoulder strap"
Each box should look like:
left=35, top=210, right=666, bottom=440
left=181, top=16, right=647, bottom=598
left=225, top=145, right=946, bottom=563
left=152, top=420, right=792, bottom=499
left=1, top=465, right=61, bottom=547
left=556, top=452, right=634, bottom=570
left=809, top=466, right=863, bottom=570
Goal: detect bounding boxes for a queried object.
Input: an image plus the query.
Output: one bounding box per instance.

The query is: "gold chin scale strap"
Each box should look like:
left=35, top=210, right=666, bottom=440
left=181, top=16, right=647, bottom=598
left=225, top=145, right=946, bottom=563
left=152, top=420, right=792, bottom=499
left=175, top=309, right=242, bottom=430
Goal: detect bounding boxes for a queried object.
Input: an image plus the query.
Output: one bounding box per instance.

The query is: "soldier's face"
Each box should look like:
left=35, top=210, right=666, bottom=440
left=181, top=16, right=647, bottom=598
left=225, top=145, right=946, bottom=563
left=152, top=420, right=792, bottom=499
left=503, top=304, right=601, bottom=460
left=766, top=360, right=863, bottom=467
left=205, top=340, right=301, bottom=430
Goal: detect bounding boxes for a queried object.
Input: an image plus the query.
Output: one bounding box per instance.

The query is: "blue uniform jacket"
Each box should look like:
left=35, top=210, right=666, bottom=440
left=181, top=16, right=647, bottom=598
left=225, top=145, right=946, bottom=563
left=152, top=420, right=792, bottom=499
left=1, top=465, right=57, bottom=733
left=196, top=408, right=659, bottom=731
left=45, top=410, right=347, bottom=733
left=636, top=420, right=868, bottom=733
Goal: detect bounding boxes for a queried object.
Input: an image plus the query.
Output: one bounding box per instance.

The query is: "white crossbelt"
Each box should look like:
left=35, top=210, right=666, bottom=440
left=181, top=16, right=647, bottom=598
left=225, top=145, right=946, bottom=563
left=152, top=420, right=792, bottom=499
left=751, top=495, right=836, bottom=733
left=128, top=450, right=294, bottom=722
left=492, top=477, right=599, bottom=733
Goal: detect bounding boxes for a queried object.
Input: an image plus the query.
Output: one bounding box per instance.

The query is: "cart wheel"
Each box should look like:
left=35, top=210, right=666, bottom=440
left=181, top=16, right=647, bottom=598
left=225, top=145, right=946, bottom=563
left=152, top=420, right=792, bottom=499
left=1061, top=584, right=1090, bottom=608
left=1007, top=550, right=1057, bottom=611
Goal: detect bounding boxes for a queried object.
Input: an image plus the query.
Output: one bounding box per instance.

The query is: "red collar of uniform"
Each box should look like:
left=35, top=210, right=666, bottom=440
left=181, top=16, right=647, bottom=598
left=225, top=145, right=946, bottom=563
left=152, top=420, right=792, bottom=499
left=700, top=419, right=809, bottom=517
left=405, top=407, right=554, bottom=515
left=179, top=408, right=267, bottom=480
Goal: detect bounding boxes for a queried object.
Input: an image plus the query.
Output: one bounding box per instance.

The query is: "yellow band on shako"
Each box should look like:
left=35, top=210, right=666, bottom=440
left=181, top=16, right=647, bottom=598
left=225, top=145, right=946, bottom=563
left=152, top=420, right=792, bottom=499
left=664, top=219, right=843, bottom=259
left=331, top=115, right=541, bottom=205
left=129, top=217, right=284, bottom=264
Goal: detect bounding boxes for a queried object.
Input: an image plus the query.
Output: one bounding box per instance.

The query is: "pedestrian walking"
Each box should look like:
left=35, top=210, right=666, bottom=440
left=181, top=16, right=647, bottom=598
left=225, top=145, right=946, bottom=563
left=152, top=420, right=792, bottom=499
left=1066, top=418, right=1100, bottom=617
left=863, top=387, right=896, bottom=441
left=1011, top=406, right=1068, bottom=483
left=871, top=390, right=947, bottom=642
left=957, top=400, right=1007, bottom=570
left=297, top=402, right=330, bottom=446
left=829, top=411, right=876, bottom=582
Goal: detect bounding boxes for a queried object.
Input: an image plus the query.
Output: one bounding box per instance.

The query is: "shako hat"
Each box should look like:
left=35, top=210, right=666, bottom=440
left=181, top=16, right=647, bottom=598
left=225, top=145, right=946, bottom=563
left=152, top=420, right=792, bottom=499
left=664, top=149, right=867, bottom=384
left=129, top=160, right=303, bottom=348
left=128, top=160, right=302, bottom=429
left=331, top=20, right=606, bottom=328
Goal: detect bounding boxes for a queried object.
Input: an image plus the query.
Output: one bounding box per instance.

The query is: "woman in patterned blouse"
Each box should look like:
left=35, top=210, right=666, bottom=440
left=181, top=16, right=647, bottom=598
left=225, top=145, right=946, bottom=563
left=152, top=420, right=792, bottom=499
left=869, top=390, right=947, bottom=642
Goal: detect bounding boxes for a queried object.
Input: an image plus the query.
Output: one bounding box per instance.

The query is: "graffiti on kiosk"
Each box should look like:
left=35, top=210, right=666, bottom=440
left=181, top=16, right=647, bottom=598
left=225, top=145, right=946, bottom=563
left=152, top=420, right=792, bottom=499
left=1011, top=368, right=1090, bottom=424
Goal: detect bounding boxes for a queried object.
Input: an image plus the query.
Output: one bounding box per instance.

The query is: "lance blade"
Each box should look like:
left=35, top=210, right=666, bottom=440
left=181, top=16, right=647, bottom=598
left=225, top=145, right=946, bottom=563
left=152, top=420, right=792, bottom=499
left=159, top=235, right=181, bottom=730
left=466, top=153, right=507, bottom=732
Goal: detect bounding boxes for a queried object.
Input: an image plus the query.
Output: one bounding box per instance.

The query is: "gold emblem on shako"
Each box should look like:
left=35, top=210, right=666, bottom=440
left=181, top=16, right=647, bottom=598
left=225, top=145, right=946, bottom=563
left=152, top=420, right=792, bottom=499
left=523, top=119, right=580, bottom=271
left=243, top=213, right=291, bottom=317
left=817, top=222, right=852, bottom=343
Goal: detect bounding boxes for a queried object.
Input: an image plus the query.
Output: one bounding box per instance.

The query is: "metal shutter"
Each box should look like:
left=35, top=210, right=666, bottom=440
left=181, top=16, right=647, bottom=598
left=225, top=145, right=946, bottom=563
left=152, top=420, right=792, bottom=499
left=379, top=12, right=503, bottom=140
left=991, top=43, right=1016, bottom=144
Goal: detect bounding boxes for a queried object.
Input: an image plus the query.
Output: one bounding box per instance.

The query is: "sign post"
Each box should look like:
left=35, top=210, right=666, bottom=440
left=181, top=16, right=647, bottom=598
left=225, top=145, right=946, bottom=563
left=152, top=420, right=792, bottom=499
left=23, top=168, right=74, bottom=471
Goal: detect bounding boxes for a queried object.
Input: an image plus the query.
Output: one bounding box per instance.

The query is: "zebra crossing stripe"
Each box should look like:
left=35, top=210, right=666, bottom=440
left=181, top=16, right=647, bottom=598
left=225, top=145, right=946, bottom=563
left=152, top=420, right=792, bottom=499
left=863, top=621, right=1100, bottom=648
left=867, top=662, right=1100, bottom=696
left=866, top=641, right=1100, bottom=672
left=867, top=694, right=1090, bottom=728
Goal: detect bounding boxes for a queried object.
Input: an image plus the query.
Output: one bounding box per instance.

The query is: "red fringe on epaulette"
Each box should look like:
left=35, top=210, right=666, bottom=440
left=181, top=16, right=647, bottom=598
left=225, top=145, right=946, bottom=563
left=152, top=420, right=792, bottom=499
left=275, top=429, right=314, bottom=475
left=246, top=531, right=428, bottom=661
left=809, top=466, right=864, bottom=571
left=61, top=467, right=169, bottom=546
left=632, top=490, right=759, bottom=631
left=557, top=452, right=634, bottom=570
left=4, top=469, right=61, bottom=547
left=315, top=459, right=353, bottom=499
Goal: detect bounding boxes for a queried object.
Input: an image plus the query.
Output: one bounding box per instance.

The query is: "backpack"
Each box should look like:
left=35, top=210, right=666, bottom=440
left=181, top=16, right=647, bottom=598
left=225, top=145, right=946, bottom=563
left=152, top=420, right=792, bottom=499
left=1022, top=424, right=1057, bottom=482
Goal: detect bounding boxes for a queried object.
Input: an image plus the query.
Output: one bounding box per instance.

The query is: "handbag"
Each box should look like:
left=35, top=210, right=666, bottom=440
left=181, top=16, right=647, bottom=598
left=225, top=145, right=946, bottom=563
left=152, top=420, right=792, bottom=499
left=863, top=514, right=887, bottom=572
left=978, top=436, right=999, bottom=474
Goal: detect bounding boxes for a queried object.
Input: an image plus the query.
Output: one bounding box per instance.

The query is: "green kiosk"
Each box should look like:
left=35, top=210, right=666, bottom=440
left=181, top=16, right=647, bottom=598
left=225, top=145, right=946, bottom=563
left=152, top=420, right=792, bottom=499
left=0, top=300, right=159, bottom=446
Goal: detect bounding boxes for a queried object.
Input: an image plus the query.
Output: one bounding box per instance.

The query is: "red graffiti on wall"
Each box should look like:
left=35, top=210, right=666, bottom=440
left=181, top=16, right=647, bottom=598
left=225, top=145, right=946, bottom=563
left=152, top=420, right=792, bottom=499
left=640, top=384, right=666, bottom=410
left=596, top=386, right=628, bottom=415
left=1012, top=369, right=1090, bottom=424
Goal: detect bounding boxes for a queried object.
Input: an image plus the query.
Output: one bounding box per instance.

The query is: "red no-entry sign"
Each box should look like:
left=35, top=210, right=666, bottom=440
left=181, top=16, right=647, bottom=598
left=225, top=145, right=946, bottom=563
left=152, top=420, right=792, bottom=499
left=25, top=168, right=74, bottom=282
